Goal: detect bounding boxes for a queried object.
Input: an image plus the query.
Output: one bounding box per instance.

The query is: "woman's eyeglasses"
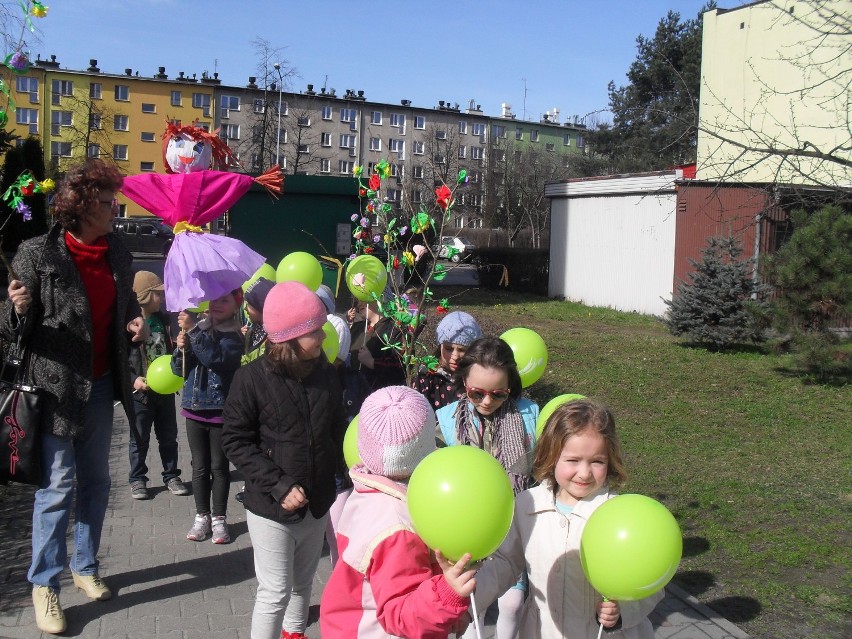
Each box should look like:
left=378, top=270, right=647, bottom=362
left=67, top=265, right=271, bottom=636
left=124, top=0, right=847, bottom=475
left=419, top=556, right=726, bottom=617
left=465, top=385, right=511, bottom=402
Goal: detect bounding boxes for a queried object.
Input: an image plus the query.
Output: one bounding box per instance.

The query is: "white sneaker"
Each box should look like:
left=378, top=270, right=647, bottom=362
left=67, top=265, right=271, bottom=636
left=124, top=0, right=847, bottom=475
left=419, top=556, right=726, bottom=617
left=32, top=586, right=66, bottom=634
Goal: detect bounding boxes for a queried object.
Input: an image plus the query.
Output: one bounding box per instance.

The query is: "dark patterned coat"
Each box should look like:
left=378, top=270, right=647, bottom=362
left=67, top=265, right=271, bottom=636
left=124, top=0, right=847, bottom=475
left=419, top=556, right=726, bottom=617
left=1, top=224, right=141, bottom=439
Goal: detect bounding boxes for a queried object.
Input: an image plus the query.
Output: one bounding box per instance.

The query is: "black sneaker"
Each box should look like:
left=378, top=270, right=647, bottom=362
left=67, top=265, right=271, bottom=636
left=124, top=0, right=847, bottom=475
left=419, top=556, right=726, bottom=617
left=166, top=478, right=190, bottom=496
left=130, top=481, right=149, bottom=500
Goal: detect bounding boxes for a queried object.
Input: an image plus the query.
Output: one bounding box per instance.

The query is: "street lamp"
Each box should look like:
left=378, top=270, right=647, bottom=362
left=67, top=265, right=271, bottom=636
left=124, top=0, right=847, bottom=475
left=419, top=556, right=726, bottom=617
left=273, top=63, right=283, bottom=167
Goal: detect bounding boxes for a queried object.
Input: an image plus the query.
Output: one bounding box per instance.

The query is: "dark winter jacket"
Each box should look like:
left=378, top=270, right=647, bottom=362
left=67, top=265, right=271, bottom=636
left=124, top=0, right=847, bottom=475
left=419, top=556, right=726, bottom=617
left=221, top=356, right=346, bottom=524
left=0, top=224, right=141, bottom=438
left=128, top=310, right=174, bottom=401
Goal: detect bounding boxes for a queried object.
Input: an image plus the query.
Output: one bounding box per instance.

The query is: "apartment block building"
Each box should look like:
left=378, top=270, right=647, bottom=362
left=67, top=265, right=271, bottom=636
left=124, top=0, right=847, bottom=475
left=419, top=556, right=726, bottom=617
left=2, top=56, right=588, bottom=226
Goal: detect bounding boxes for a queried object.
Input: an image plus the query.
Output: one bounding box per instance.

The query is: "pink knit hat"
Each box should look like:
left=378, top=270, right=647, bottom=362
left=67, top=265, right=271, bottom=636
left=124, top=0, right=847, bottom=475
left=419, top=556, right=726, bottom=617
left=358, top=386, right=436, bottom=480
left=263, top=281, right=327, bottom=343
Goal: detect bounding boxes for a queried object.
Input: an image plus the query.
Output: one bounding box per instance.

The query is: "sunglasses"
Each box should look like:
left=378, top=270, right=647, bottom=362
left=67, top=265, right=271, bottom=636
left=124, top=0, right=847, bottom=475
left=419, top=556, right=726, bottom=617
left=465, top=385, right=511, bottom=402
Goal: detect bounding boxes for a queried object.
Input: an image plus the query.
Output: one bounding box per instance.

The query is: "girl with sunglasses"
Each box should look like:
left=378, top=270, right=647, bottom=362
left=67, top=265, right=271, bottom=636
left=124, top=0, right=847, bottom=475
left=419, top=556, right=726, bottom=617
left=435, top=336, right=539, bottom=639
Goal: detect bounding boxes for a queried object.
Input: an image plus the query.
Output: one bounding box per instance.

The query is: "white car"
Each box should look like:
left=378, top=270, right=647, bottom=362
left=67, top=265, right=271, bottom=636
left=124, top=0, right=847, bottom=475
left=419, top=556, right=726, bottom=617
left=436, top=236, right=476, bottom=262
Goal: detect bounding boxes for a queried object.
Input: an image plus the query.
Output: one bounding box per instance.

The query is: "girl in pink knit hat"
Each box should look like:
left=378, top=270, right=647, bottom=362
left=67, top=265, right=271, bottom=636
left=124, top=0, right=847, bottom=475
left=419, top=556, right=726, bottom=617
left=320, top=386, right=476, bottom=638
left=222, top=281, right=348, bottom=639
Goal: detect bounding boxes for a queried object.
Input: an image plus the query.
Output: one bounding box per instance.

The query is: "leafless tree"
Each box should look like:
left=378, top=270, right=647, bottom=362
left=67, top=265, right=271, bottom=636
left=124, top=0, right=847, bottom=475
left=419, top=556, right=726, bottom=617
left=47, top=89, right=119, bottom=175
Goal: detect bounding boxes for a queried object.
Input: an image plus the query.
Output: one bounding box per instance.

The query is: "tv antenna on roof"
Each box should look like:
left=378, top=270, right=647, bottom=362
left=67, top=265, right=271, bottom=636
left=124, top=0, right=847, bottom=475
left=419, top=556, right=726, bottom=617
left=522, top=78, right=528, bottom=120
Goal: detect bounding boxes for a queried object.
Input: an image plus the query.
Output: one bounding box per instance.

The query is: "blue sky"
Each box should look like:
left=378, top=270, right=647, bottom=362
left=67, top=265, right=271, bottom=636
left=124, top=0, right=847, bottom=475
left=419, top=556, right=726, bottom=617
left=32, top=0, right=722, bottom=125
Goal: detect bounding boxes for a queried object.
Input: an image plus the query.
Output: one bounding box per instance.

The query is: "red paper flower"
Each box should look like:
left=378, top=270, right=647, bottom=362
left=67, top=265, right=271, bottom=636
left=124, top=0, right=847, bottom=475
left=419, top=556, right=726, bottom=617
left=393, top=256, right=400, bottom=270
left=436, top=305, right=448, bottom=316
left=364, top=246, right=374, bottom=254
left=20, top=182, right=34, bottom=196
left=435, top=185, right=452, bottom=210
left=369, top=174, right=381, bottom=191
left=359, top=188, right=366, bottom=197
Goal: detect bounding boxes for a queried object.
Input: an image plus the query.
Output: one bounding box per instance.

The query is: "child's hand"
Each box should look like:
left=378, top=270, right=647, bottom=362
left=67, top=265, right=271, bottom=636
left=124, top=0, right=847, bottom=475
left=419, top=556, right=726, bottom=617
left=133, top=376, right=148, bottom=392
left=241, top=325, right=249, bottom=335
left=596, top=599, right=620, bottom=628
left=177, top=311, right=197, bottom=331
left=436, top=551, right=477, bottom=598
left=280, top=485, right=309, bottom=511
left=175, top=331, right=189, bottom=350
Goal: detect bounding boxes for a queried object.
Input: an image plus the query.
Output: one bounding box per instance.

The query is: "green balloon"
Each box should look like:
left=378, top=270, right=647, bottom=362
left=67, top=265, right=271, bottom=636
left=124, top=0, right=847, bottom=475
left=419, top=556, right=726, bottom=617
left=408, top=446, right=514, bottom=562
left=343, top=415, right=360, bottom=469
left=580, top=494, right=682, bottom=601
left=322, top=321, right=339, bottom=362
left=500, top=328, right=548, bottom=388
left=346, top=255, right=388, bottom=302
left=146, top=355, right=184, bottom=394
left=276, top=252, right=323, bottom=290
left=536, top=394, right=586, bottom=439
left=243, top=263, right=276, bottom=292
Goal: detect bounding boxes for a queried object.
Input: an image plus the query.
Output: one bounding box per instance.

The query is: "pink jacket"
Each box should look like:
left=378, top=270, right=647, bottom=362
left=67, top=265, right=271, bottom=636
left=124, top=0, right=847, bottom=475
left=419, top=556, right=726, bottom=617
left=319, top=470, right=470, bottom=639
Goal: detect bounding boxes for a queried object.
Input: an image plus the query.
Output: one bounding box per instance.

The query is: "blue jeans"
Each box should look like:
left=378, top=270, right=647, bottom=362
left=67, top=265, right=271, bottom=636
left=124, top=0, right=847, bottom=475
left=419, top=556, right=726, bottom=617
left=128, top=392, right=181, bottom=484
left=28, top=375, right=115, bottom=590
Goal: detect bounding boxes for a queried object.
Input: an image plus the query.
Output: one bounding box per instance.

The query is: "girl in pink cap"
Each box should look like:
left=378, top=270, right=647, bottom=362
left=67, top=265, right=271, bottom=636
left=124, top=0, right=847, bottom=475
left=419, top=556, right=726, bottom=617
left=222, top=281, right=347, bottom=639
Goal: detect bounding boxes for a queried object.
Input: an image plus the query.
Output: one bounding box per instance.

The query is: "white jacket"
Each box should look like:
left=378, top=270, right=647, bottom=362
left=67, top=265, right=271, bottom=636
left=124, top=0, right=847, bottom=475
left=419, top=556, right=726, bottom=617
left=473, top=483, right=663, bottom=639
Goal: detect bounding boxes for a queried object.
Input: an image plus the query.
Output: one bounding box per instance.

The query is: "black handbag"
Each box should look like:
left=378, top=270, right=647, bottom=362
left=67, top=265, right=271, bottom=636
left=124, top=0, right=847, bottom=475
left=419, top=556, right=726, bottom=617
left=0, top=334, right=43, bottom=485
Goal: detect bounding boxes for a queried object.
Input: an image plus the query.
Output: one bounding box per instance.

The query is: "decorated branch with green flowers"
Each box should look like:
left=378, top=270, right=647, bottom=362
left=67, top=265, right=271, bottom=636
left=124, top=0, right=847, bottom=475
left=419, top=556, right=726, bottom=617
left=348, top=160, right=471, bottom=384
left=0, top=2, right=49, bottom=135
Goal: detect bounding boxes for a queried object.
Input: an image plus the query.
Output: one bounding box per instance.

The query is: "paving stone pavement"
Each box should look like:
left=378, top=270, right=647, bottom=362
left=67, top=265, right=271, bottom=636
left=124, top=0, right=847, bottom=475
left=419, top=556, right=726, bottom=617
left=0, top=400, right=751, bottom=639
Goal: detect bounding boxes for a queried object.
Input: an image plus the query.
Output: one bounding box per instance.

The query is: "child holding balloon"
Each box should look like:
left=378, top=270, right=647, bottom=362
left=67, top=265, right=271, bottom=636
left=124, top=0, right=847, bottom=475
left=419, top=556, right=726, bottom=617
left=320, top=386, right=477, bottom=638
left=463, top=398, right=664, bottom=639
left=172, top=288, right=244, bottom=544
left=127, top=271, right=189, bottom=500
left=435, top=336, right=539, bottom=639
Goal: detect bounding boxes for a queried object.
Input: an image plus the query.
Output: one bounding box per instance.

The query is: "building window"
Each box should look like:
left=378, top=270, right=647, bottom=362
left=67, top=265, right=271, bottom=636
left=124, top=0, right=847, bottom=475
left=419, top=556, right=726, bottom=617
left=141, top=132, right=156, bottom=142
left=390, top=139, right=404, bottom=156
left=469, top=170, right=481, bottom=183
left=563, top=134, right=571, bottom=146
left=320, top=158, right=331, bottom=173
left=492, top=124, right=506, bottom=139
left=530, top=130, right=539, bottom=142
left=89, top=114, right=101, bottom=130
left=339, top=134, right=356, bottom=149
left=113, top=144, right=128, bottom=160
left=278, top=129, right=287, bottom=144
left=89, top=82, right=101, bottom=100
left=87, top=144, right=100, bottom=158
left=338, top=160, right=354, bottom=174
left=297, top=144, right=310, bottom=154
left=414, top=116, right=425, bottom=129
left=141, top=103, right=156, bottom=114
left=472, top=122, right=485, bottom=136
left=412, top=190, right=423, bottom=203
left=50, top=111, right=71, bottom=136
left=221, top=124, right=240, bottom=140
left=577, top=135, right=585, bottom=148
left=413, top=141, right=424, bottom=155
left=390, top=113, right=404, bottom=127
left=515, top=127, right=523, bottom=140
left=171, top=90, right=182, bottom=106
left=274, top=100, right=287, bottom=115
left=371, top=111, right=382, bottom=125
left=459, top=121, right=467, bottom=134
left=297, top=115, right=311, bottom=127
left=434, top=129, right=446, bottom=141
left=51, top=80, right=73, bottom=105
left=321, top=132, right=331, bottom=147
left=390, top=163, right=401, bottom=178
left=434, top=154, right=446, bottom=164
left=192, top=92, right=211, bottom=117
left=340, top=108, right=357, bottom=123
left=321, top=105, right=332, bottom=120
left=386, top=188, right=399, bottom=202
left=471, top=146, right=484, bottom=160
left=16, top=76, right=38, bottom=102
left=369, top=137, right=381, bottom=152
left=50, top=141, right=72, bottom=158
left=458, top=145, right=467, bottom=159
left=220, top=95, right=240, bottom=112
left=546, top=142, right=555, bottom=151
left=253, top=98, right=265, bottom=114
left=412, top=165, right=424, bottom=179
left=114, top=85, right=129, bottom=101
left=140, top=161, right=155, bottom=172
left=114, top=115, right=129, bottom=131
left=493, top=149, right=505, bottom=161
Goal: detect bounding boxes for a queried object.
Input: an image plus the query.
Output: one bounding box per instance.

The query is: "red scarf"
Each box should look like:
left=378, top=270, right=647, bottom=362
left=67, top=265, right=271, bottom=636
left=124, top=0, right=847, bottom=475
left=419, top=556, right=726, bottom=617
left=65, top=232, right=116, bottom=377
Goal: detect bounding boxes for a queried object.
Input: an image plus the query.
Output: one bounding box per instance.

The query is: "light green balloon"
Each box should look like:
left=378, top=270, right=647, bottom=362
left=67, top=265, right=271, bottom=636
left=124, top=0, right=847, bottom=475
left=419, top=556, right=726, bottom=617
left=580, top=494, right=683, bottom=601
left=243, top=263, right=276, bottom=292
left=146, top=355, right=184, bottom=394
left=500, top=327, right=548, bottom=388
left=322, top=321, right=339, bottom=362
left=536, top=393, right=586, bottom=439
left=343, top=415, right=360, bottom=469
left=407, top=446, right=514, bottom=562
left=276, top=252, right=323, bottom=290
left=346, top=255, right=388, bottom=302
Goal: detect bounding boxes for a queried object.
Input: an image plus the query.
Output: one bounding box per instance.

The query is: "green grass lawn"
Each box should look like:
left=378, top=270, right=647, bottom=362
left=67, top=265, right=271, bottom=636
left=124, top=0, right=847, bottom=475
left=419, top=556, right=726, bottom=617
left=437, top=288, right=851, bottom=639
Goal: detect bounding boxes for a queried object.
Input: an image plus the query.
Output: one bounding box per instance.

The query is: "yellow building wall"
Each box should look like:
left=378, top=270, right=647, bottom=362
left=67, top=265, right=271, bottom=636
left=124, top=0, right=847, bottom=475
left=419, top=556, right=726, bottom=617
left=696, top=1, right=852, bottom=187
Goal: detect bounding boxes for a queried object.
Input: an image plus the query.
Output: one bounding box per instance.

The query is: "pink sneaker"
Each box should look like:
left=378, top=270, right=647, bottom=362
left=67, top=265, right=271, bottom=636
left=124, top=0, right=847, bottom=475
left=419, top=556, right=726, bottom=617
left=211, top=516, right=230, bottom=544
left=186, top=514, right=211, bottom=541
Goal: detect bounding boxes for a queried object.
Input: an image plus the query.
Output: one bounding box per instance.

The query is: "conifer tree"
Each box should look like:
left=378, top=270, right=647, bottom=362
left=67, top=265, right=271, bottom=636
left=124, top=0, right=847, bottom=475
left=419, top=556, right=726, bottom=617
left=664, top=236, right=766, bottom=350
